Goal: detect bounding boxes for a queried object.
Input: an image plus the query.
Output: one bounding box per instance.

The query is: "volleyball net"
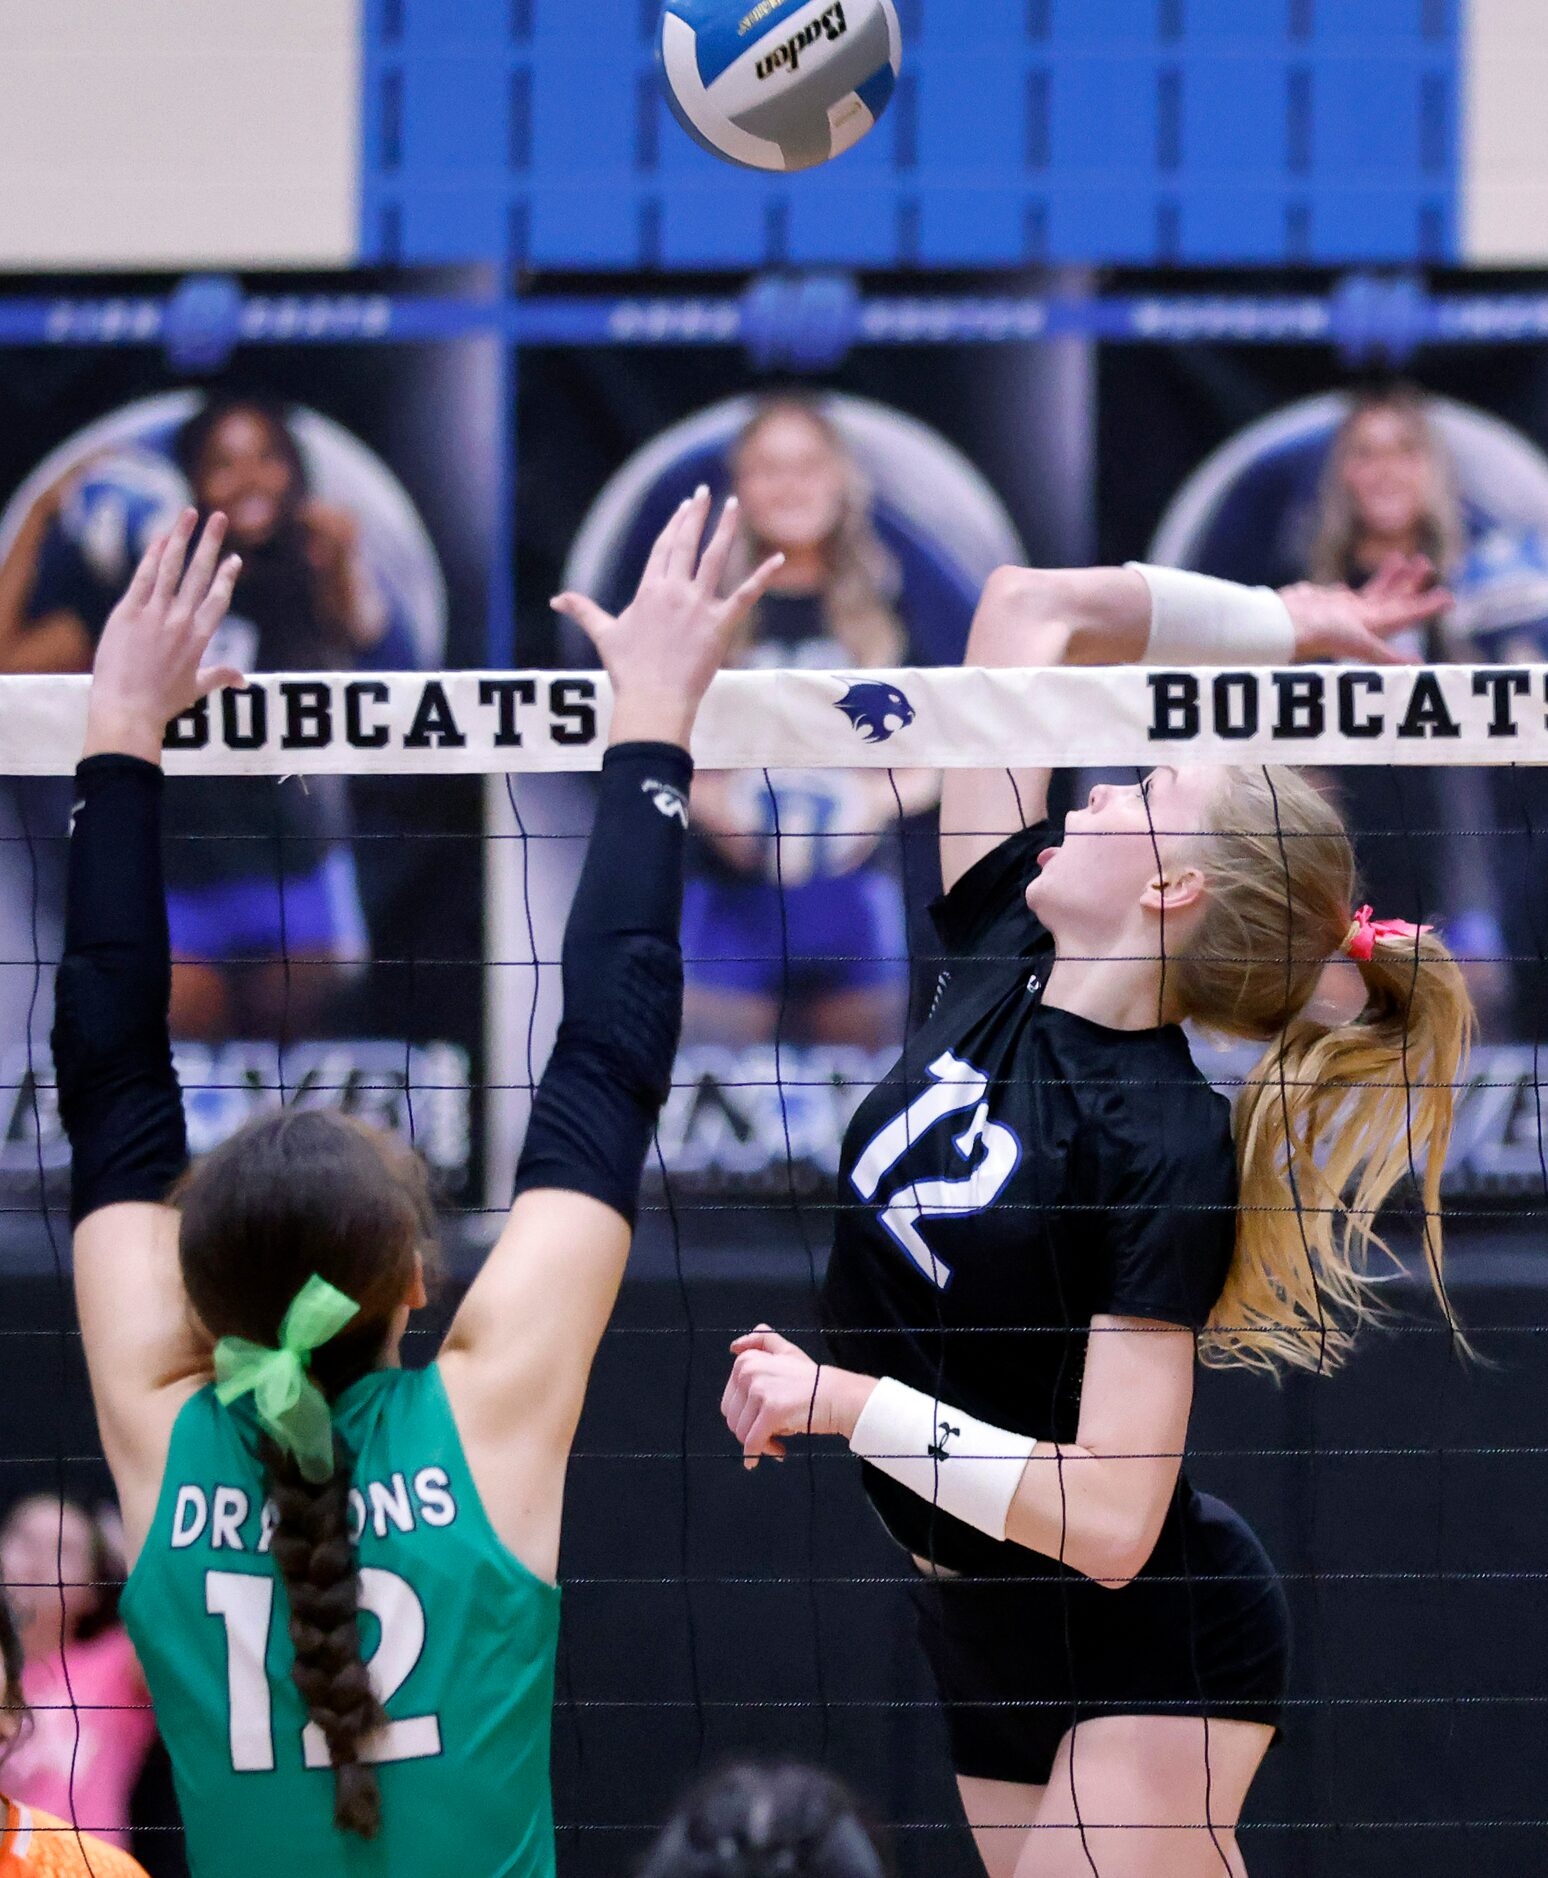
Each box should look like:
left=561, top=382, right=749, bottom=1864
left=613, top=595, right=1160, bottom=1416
left=5, top=661, right=1548, bottom=1873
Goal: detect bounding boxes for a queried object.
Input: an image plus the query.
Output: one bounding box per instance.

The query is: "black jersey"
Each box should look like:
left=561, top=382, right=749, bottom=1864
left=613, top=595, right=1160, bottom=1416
left=822, top=819, right=1238, bottom=1574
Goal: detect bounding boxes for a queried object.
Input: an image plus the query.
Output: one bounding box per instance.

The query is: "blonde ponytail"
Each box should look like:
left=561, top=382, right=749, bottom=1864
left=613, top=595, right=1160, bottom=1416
left=1173, top=768, right=1476, bottom=1375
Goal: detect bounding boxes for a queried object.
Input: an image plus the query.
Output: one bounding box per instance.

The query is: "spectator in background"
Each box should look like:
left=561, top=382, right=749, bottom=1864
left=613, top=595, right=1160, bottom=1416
left=1299, top=384, right=1537, bottom=1033
left=637, top=1763, right=891, bottom=1878
left=0, top=1498, right=155, bottom=1855
left=1306, top=383, right=1466, bottom=600
left=0, top=392, right=418, bottom=1040
left=686, top=398, right=939, bottom=1052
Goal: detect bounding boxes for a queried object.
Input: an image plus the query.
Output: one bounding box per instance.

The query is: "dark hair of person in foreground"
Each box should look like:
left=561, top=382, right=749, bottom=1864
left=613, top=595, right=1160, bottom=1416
left=637, top=1763, right=892, bottom=1878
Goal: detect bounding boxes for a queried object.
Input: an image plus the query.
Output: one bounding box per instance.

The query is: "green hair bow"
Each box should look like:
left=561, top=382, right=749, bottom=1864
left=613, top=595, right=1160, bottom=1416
left=213, top=1275, right=361, bottom=1485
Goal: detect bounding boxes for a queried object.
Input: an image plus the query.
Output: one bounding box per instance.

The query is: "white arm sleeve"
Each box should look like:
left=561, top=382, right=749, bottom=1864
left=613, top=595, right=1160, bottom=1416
left=848, top=1377, right=1035, bottom=1543
left=1126, top=562, right=1296, bottom=667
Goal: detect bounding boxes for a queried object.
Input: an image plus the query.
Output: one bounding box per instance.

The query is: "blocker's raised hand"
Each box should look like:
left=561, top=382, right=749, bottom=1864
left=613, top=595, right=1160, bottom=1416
left=83, top=507, right=244, bottom=764
left=551, top=486, right=784, bottom=747
left=1279, top=552, right=1451, bottom=666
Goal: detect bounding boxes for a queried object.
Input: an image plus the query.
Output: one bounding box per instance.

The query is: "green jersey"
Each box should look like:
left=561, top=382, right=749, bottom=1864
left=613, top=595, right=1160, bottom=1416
left=121, top=1365, right=560, bottom=1878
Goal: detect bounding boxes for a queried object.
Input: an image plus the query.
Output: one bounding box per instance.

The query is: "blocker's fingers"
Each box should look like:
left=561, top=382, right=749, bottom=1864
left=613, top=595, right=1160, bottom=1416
left=152, top=509, right=198, bottom=607
left=192, top=555, right=242, bottom=639
left=693, top=494, right=741, bottom=595
left=195, top=664, right=245, bottom=700
left=642, top=499, right=689, bottom=584
left=1367, top=586, right=1450, bottom=635
left=729, top=1328, right=791, bottom=1357
left=732, top=1393, right=764, bottom=1450
left=720, top=1367, right=749, bottom=1430
left=666, top=485, right=711, bottom=582
left=744, top=1406, right=790, bottom=1461
left=176, top=511, right=228, bottom=613
left=722, top=552, right=786, bottom=625
left=550, top=592, right=616, bottom=646
left=123, top=533, right=167, bottom=612
left=1349, top=635, right=1416, bottom=667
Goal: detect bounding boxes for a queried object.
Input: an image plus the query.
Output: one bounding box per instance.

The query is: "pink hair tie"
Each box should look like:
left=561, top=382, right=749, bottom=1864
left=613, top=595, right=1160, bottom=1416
left=1340, top=904, right=1433, bottom=962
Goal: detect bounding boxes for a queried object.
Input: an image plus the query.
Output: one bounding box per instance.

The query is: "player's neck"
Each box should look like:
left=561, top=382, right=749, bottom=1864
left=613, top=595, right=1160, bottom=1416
left=1354, top=525, right=1422, bottom=569
left=1040, top=944, right=1174, bottom=1030
left=766, top=546, right=826, bottom=592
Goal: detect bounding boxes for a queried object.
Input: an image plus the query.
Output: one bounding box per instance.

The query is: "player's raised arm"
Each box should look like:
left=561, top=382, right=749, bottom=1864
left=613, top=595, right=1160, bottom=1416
left=941, top=552, right=1450, bottom=893
left=437, top=490, right=781, bottom=1577
left=54, top=509, right=243, bottom=1549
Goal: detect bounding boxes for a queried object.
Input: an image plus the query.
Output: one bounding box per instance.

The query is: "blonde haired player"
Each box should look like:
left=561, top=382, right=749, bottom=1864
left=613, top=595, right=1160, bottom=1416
left=724, top=555, right=1474, bottom=1876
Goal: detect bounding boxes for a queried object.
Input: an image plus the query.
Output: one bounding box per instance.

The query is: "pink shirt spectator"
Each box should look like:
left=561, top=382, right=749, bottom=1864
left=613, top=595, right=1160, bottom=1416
left=3, top=1628, right=155, bottom=1850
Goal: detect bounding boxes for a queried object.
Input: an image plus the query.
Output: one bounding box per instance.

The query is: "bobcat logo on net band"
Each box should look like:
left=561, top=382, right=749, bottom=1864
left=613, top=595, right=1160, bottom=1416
left=834, top=679, right=915, bottom=745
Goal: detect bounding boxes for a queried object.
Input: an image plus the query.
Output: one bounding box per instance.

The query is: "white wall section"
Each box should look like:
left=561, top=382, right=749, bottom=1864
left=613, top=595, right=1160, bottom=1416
left=1465, top=0, right=1548, bottom=262
left=0, top=0, right=360, bottom=267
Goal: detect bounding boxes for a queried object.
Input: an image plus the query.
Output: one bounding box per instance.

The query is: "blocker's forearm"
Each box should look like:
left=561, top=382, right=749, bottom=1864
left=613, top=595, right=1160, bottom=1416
left=1005, top=1441, right=1180, bottom=1587
left=970, top=562, right=1295, bottom=670
left=511, top=740, right=691, bottom=1226
left=848, top=1374, right=1179, bottom=1586
left=52, top=755, right=188, bottom=1226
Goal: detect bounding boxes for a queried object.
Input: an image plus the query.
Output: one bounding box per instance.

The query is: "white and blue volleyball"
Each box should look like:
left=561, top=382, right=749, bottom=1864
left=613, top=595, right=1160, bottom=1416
left=658, top=0, right=902, bottom=173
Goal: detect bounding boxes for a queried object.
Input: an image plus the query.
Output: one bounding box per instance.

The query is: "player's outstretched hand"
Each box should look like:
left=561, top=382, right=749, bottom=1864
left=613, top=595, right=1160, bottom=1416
left=83, top=507, right=244, bottom=764
left=1279, top=552, right=1451, bottom=666
left=721, top=1326, right=877, bottom=1471
left=550, top=486, right=784, bottom=748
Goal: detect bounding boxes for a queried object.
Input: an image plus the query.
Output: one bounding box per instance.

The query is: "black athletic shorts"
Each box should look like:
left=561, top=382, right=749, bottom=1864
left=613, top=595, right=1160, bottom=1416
left=909, top=1491, right=1291, bottom=1786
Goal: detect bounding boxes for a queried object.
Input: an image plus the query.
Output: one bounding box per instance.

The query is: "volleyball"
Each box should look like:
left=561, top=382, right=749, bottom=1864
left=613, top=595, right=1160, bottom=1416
left=657, top=0, right=902, bottom=173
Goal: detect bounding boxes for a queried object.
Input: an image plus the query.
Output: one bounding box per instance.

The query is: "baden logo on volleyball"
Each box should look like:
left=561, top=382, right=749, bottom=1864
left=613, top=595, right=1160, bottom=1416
left=754, top=3, right=848, bottom=79
left=657, top=0, right=902, bottom=173
left=835, top=680, right=914, bottom=743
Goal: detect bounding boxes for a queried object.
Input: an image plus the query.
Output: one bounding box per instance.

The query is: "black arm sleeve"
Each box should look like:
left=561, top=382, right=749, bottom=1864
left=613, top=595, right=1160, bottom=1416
left=512, top=740, right=691, bottom=1226
left=51, top=754, right=189, bottom=1227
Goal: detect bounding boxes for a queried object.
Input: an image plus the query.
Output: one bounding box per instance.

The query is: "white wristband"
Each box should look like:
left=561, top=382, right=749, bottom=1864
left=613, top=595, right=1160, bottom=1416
left=848, top=1377, right=1034, bottom=1543
left=1126, top=562, right=1296, bottom=668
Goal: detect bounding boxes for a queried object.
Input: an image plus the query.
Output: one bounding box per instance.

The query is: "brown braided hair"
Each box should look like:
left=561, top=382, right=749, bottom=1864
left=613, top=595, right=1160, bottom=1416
left=174, top=1108, right=437, bottom=1837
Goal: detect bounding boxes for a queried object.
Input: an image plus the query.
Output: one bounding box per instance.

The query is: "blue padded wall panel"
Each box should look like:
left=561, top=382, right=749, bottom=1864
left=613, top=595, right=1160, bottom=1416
left=395, top=0, right=511, bottom=47
left=917, top=186, right=1024, bottom=266
left=530, top=0, right=637, bottom=41
left=788, top=183, right=903, bottom=266
left=1048, top=58, right=1154, bottom=171
left=1177, top=61, right=1287, bottom=179
left=531, top=59, right=636, bottom=174
left=1046, top=186, right=1156, bottom=265
left=1177, top=189, right=1292, bottom=263
left=398, top=186, right=510, bottom=262
left=1310, top=188, right=1438, bottom=262
left=918, top=55, right=1024, bottom=173
left=1178, top=1, right=1294, bottom=40
left=661, top=188, right=768, bottom=267
left=529, top=186, right=639, bottom=268
left=401, top=56, right=509, bottom=174
left=1316, top=58, right=1433, bottom=177
left=916, top=0, right=1024, bottom=45
left=359, top=0, right=1464, bottom=270
left=1046, top=0, right=1157, bottom=51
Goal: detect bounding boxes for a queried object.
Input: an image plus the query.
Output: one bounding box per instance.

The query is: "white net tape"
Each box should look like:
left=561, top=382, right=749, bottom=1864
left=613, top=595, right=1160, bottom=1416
left=5, top=663, right=1548, bottom=774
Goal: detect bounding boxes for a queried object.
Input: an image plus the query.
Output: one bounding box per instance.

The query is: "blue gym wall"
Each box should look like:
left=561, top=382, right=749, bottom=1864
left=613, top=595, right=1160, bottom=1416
left=359, top=0, right=1462, bottom=272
